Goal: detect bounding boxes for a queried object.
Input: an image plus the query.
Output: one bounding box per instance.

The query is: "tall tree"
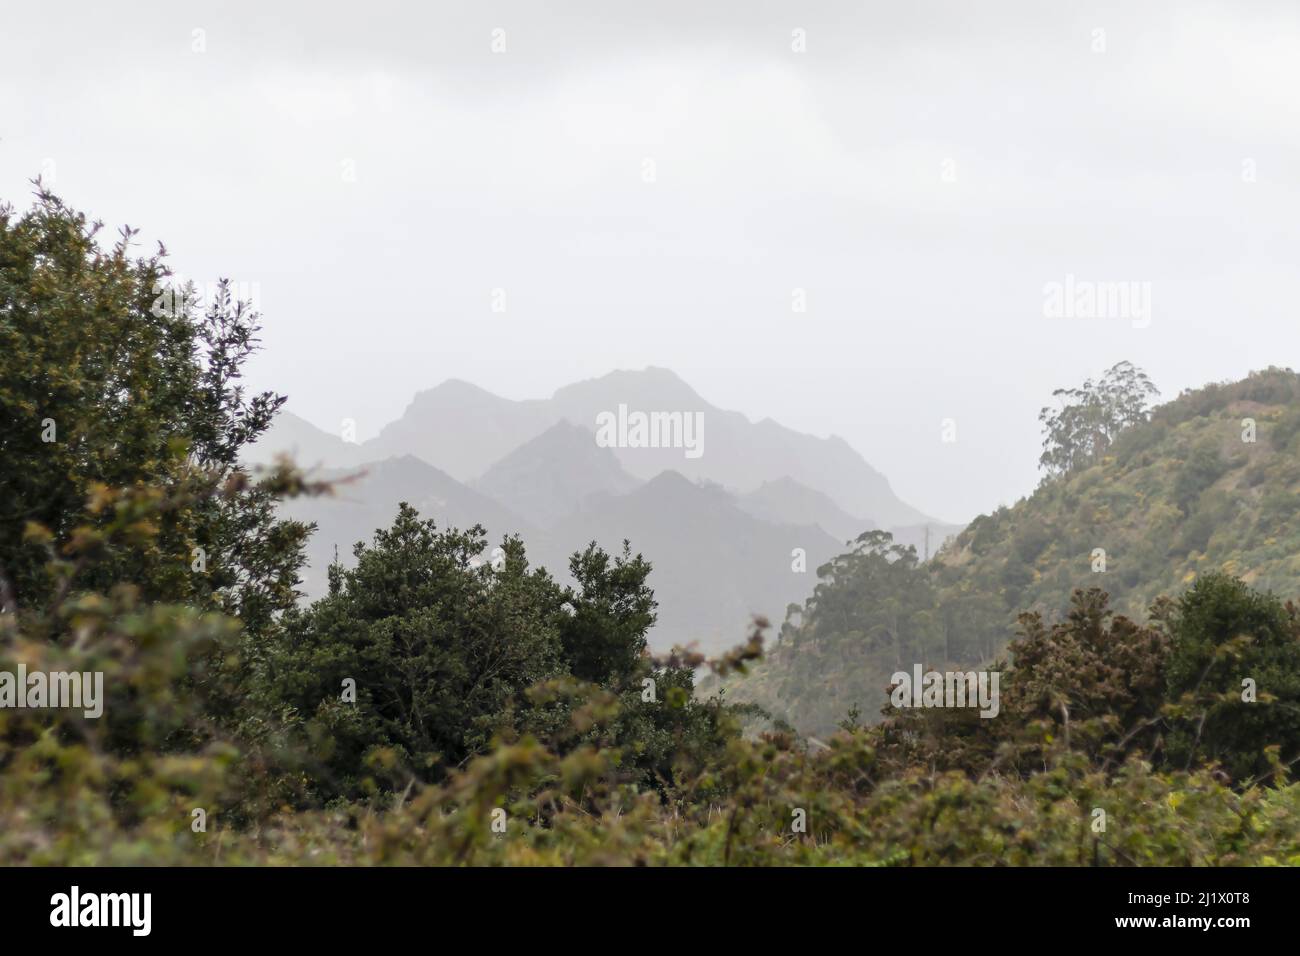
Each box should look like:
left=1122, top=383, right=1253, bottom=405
left=0, top=187, right=310, bottom=627
left=1164, top=572, right=1300, bottom=782
left=1038, top=360, right=1158, bottom=477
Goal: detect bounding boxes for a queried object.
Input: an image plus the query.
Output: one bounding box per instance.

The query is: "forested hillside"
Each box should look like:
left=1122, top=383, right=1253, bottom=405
left=727, top=366, right=1300, bottom=736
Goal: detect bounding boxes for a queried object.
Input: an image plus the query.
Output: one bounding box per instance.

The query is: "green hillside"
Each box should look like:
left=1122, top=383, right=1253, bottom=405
left=727, top=367, right=1300, bottom=736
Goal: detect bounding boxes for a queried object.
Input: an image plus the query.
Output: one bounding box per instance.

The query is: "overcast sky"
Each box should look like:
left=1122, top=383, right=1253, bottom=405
left=3, top=0, right=1298, bottom=523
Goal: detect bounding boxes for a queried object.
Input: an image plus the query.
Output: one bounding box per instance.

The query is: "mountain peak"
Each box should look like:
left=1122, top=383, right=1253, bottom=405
left=279, top=367, right=933, bottom=528
left=473, top=419, right=639, bottom=528
left=643, top=468, right=694, bottom=489
left=410, top=378, right=502, bottom=405
left=550, top=367, right=707, bottom=410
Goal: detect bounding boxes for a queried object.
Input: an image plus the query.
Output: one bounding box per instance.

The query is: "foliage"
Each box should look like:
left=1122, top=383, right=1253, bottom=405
left=5, top=193, right=1300, bottom=867
left=0, top=187, right=310, bottom=629
left=259, top=501, right=745, bottom=803
left=0, top=472, right=314, bottom=862
left=1038, top=360, right=1158, bottom=477
left=1164, top=573, right=1300, bottom=782
left=557, top=542, right=656, bottom=686
left=264, top=506, right=566, bottom=797
left=732, top=365, right=1300, bottom=738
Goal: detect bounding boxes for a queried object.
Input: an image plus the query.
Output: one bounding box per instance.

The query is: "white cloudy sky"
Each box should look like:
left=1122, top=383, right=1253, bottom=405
left=3, top=0, right=1298, bottom=523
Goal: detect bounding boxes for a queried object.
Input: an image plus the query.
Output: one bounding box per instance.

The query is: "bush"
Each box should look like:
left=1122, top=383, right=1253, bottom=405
left=1165, top=573, right=1300, bottom=782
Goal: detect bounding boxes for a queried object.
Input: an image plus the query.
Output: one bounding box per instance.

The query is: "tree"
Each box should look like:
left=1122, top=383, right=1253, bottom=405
left=1001, top=588, right=1170, bottom=770
left=1038, top=361, right=1158, bottom=477
left=1164, top=573, right=1300, bottom=782
left=557, top=541, right=656, bottom=686
left=266, top=504, right=567, bottom=795
left=751, top=531, right=944, bottom=734
left=263, top=505, right=701, bottom=800
left=0, top=186, right=310, bottom=632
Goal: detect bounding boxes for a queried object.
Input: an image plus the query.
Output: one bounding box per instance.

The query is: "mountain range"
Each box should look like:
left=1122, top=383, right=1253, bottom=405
left=248, top=368, right=958, bottom=649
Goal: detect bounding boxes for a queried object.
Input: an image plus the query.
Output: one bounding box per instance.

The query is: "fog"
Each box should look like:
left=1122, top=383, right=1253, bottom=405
left=4, top=0, right=1298, bottom=521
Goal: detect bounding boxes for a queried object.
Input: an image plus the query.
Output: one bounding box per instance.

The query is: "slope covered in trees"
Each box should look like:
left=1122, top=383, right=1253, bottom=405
left=728, top=366, right=1300, bottom=736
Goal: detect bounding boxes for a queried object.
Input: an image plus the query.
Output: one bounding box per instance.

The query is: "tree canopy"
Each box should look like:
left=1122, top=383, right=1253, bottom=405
left=1038, top=360, right=1159, bottom=477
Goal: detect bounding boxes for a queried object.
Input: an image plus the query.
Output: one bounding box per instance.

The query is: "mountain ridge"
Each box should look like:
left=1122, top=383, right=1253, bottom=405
left=247, top=366, right=938, bottom=529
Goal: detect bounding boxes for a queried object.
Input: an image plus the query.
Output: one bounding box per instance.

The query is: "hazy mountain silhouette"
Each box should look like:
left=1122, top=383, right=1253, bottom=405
left=472, top=421, right=640, bottom=528
left=547, top=368, right=931, bottom=527
left=737, top=477, right=876, bottom=545
left=362, top=379, right=555, bottom=481
left=282, top=456, right=845, bottom=650
left=540, top=470, right=843, bottom=650
left=734, top=477, right=961, bottom=559
left=250, top=367, right=938, bottom=529
left=249, top=368, right=950, bottom=646
left=281, top=454, right=536, bottom=599
left=244, top=409, right=367, bottom=469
